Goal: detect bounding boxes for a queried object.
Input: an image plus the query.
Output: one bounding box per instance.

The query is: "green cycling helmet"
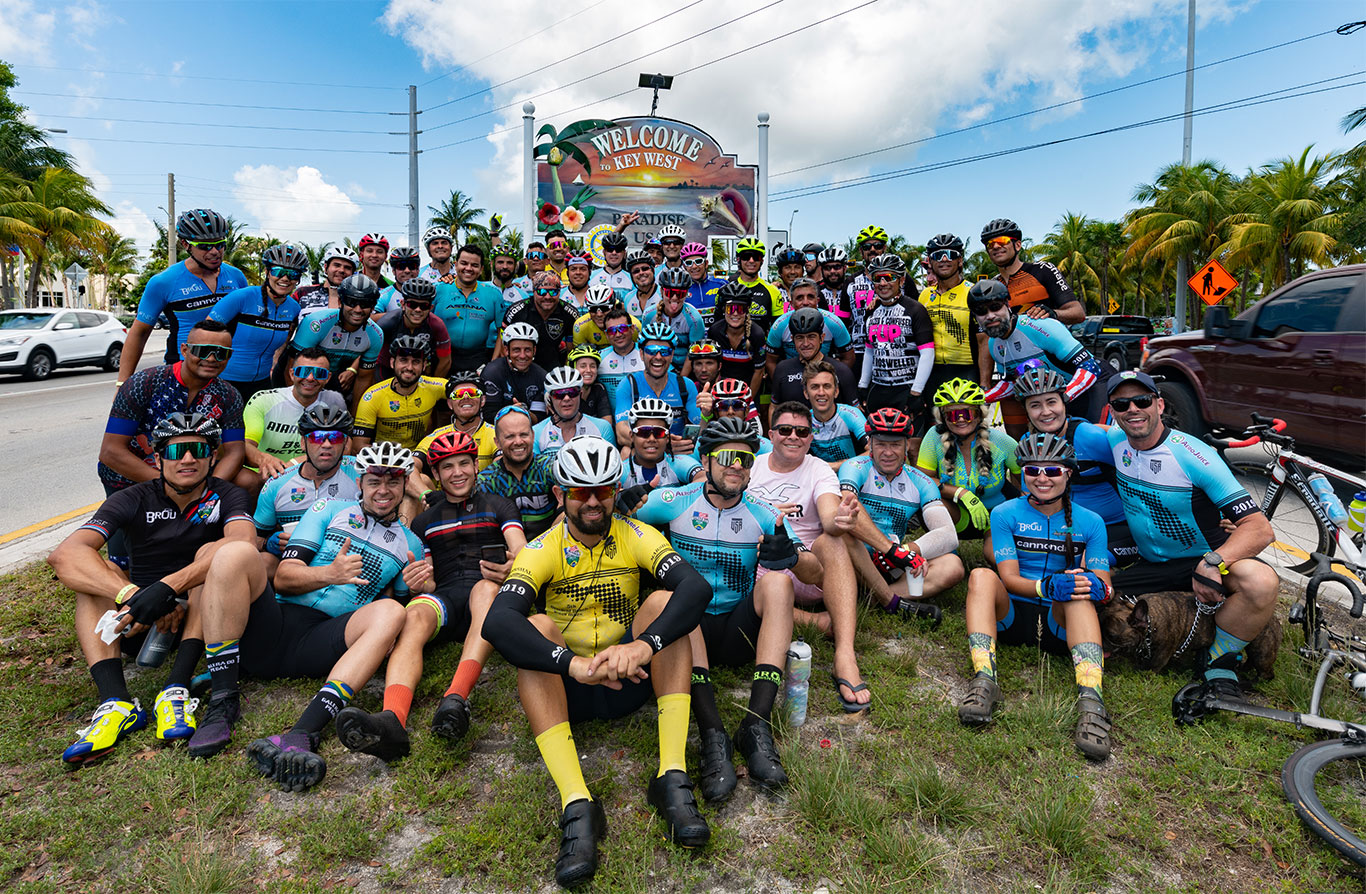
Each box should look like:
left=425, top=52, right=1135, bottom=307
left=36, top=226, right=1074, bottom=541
left=933, top=377, right=986, bottom=407
left=736, top=236, right=765, bottom=256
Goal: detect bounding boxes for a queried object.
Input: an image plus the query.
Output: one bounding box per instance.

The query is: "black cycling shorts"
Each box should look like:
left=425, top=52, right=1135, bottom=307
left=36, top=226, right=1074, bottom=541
left=409, top=584, right=477, bottom=647
left=998, top=595, right=1069, bottom=657
left=563, top=631, right=653, bottom=723
left=240, top=584, right=353, bottom=680
left=1112, top=554, right=1269, bottom=597
left=698, top=594, right=763, bottom=667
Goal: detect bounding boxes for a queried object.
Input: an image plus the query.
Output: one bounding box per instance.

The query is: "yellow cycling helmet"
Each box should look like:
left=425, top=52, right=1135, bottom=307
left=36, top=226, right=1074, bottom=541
left=933, top=377, right=986, bottom=407
left=857, top=225, right=889, bottom=245
left=736, top=236, right=765, bottom=255
left=567, top=343, right=601, bottom=364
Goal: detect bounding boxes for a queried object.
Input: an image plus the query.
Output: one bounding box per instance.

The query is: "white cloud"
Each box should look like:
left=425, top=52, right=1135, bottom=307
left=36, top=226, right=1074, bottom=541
left=232, top=165, right=363, bottom=240
left=0, top=0, right=56, bottom=59
left=109, top=201, right=158, bottom=254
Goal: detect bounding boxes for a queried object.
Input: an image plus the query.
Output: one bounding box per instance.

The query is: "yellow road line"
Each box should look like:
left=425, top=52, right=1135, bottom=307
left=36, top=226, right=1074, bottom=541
left=0, top=502, right=101, bottom=546
left=1269, top=540, right=1363, bottom=585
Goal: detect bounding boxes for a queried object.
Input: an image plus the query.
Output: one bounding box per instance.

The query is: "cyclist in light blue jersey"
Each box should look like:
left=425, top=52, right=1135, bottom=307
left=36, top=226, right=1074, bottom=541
left=805, top=361, right=867, bottom=467
left=643, top=270, right=705, bottom=368
left=591, top=232, right=635, bottom=292
left=618, top=398, right=703, bottom=493
left=373, top=246, right=422, bottom=313
left=613, top=322, right=700, bottom=449
left=120, top=208, right=249, bottom=381
left=432, top=244, right=502, bottom=368
left=531, top=366, right=615, bottom=458
left=631, top=417, right=796, bottom=802
left=626, top=250, right=661, bottom=315
left=288, top=274, right=384, bottom=406
left=959, top=433, right=1114, bottom=761
left=210, top=243, right=306, bottom=399
left=254, top=405, right=360, bottom=564
left=766, top=301, right=852, bottom=362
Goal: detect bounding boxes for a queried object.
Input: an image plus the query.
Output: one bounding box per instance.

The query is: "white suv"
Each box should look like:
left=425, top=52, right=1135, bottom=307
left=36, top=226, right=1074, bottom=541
left=0, top=308, right=126, bottom=380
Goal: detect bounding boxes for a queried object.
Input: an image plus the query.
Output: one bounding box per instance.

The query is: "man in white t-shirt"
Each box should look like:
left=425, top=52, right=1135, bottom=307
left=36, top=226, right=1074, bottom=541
left=749, top=400, right=870, bottom=712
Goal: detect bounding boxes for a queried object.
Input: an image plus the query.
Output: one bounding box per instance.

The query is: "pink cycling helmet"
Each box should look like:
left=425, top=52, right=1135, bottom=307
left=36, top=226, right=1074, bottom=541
left=680, top=241, right=707, bottom=260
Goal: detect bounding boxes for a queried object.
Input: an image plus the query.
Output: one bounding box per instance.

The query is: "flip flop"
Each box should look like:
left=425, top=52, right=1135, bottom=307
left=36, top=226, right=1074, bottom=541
left=831, top=674, right=872, bottom=714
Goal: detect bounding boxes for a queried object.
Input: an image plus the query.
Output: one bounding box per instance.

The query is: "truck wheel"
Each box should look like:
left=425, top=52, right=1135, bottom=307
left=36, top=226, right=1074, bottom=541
left=1156, top=381, right=1207, bottom=439
left=1104, top=346, right=1127, bottom=372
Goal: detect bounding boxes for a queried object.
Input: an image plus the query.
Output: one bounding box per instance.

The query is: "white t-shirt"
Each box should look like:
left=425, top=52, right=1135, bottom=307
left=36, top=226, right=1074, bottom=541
left=748, top=452, right=841, bottom=547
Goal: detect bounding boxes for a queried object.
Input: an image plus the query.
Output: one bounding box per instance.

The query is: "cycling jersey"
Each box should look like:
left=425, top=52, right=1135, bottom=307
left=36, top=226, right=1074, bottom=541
left=582, top=381, right=613, bottom=419
left=353, top=375, right=447, bottom=449
left=919, top=281, right=976, bottom=366
left=1104, top=426, right=1259, bottom=561
left=613, top=371, right=701, bottom=435
left=278, top=499, right=424, bottom=618
left=289, top=309, right=383, bottom=373
left=532, top=414, right=616, bottom=457
left=478, top=357, right=547, bottom=419
left=135, top=261, right=249, bottom=362
left=705, top=319, right=767, bottom=383
left=100, top=364, right=245, bottom=490
left=572, top=312, right=642, bottom=348
left=838, top=456, right=942, bottom=543
left=591, top=268, right=634, bottom=292
left=374, top=284, right=400, bottom=314
left=418, top=421, right=498, bottom=472
left=837, top=275, right=877, bottom=355
left=1064, top=418, right=1125, bottom=525
left=477, top=455, right=559, bottom=539
left=735, top=276, right=784, bottom=328
left=916, top=428, right=1020, bottom=509
left=502, top=299, right=578, bottom=371
left=410, top=491, right=523, bottom=594
left=990, top=496, right=1110, bottom=581
left=686, top=276, right=726, bottom=325
left=81, top=477, right=252, bottom=586
left=596, top=346, right=645, bottom=395
left=375, top=311, right=452, bottom=376
left=254, top=458, right=362, bottom=542
left=859, top=298, right=936, bottom=390
left=418, top=263, right=457, bottom=284
left=502, top=278, right=530, bottom=309
left=983, top=315, right=1101, bottom=404
left=560, top=287, right=592, bottom=315
left=292, top=283, right=335, bottom=313
left=637, top=482, right=796, bottom=614
left=770, top=355, right=860, bottom=407
left=620, top=454, right=702, bottom=488
left=243, top=387, right=348, bottom=463
left=433, top=281, right=502, bottom=364
left=641, top=304, right=705, bottom=368
left=809, top=404, right=869, bottom=462
left=766, top=309, right=852, bottom=360
left=208, top=285, right=301, bottom=383
left=1001, top=261, right=1080, bottom=316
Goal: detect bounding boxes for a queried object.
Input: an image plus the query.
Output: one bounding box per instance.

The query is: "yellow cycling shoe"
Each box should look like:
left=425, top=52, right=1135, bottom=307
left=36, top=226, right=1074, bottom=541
left=62, top=698, right=147, bottom=764
left=153, top=686, right=199, bottom=741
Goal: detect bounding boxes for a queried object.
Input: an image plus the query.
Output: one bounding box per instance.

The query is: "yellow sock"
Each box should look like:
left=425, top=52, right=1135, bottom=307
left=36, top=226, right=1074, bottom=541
left=656, top=692, right=690, bottom=777
left=534, top=722, right=591, bottom=808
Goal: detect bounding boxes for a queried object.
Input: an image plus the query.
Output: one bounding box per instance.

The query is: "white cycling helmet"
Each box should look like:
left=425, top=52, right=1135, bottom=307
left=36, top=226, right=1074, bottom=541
left=555, top=436, right=623, bottom=488
left=423, top=226, right=453, bottom=247
left=502, top=322, right=540, bottom=345
left=323, top=244, right=359, bottom=268
left=355, top=441, right=414, bottom=475
left=628, top=397, right=674, bottom=428
left=584, top=282, right=616, bottom=310
left=544, top=366, right=584, bottom=392
left=818, top=246, right=847, bottom=264
left=657, top=224, right=686, bottom=242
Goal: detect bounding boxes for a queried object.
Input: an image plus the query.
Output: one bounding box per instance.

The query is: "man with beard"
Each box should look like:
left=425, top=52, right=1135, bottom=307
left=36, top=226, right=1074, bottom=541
left=415, top=372, right=499, bottom=478
left=481, top=323, right=549, bottom=422
left=731, top=237, right=784, bottom=332
left=612, top=322, right=701, bottom=452
left=352, top=336, right=446, bottom=452
left=433, top=243, right=502, bottom=370
left=533, top=366, right=616, bottom=458
left=980, top=218, right=1084, bottom=324
left=478, top=406, right=560, bottom=540
left=374, top=246, right=422, bottom=314
left=500, top=271, right=578, bottom=372
left=287, top=275, right=384, bottom=408
left=490, top=244, right=520, bottom=293
left=918, top=233, right=988, bottom=398
left=772, top=245, right=807, bottom=307
left=242, top=349, right=347, bottom=479
left=375, top=278, right=452, bottom=380
left=802, top=242, right=824, bottom=279
left=617, top=397, right=703, bottom=484
left=356, top=234, right=393, bottom=290
left=294, top=245, right=359, bottom=313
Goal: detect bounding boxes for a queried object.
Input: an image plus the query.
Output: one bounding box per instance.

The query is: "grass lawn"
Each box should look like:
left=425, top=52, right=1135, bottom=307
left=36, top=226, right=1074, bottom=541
left=1, top=546, right=1364, bottom=893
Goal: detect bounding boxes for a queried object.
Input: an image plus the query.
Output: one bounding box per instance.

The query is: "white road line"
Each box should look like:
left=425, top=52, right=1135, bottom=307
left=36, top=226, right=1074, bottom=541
left=0, top=379, right=113, bottom=399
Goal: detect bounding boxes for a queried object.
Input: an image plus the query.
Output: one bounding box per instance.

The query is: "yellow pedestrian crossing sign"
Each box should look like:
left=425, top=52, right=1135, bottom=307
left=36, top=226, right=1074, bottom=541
left=1108, top=298, right=1119, bottom=314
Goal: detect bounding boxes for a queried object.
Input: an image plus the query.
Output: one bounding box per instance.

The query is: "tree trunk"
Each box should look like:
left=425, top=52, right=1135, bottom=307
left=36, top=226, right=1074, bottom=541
left=25, top=244, right=46, bottom=306
left=0, top=257, right=11, bottom=309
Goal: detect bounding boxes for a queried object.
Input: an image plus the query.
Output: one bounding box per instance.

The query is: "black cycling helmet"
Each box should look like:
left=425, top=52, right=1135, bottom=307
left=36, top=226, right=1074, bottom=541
left=865, top=253, right=906, bottom=276
left=802, top=242, right=824, bottom=255
left=389, top=333, right=431, bottom=359
left=981, top=218, right=1022, bottom=242
left=626, top=250, right=655, bottom=271
left=926, top=233, right=965, bottom=254
left=717, top=280, right=750, bottom=307
left=390, top=246, right=420, bottom=262
left=298, top=403, right=354, bottom=435
left=967, top=278, right=1011, bottom=309
left=1016, top=431, right=1078, bottom=468
left=152, top=411, right=222, bottom=450
left=446, top=370, right=482, bottom=399
left=697, top=416, right=761, bottom=454
left=601, top=232, right=628, bottom=251
left=788, top=307, right=824, bottom=335
left=774, top=246, right=805, bottom=267
left=658, top=267, right=690, bottom=290
left=338, top=273, right=380, bottom=305
left=400, top=277, right=437, bottom=302
left=176, top=209, right=229, bottom=242
left=261, top=242, right=307, bottom=271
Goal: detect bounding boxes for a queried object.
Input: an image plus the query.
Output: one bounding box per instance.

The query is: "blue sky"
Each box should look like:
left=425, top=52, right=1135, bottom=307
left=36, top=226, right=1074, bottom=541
left=1, top=0, right=1361, bottom=256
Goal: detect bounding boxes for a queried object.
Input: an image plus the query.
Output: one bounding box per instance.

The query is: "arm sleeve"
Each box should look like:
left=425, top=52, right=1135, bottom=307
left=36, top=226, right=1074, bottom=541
left=858, top=354, right=873, bottom=390
left=912, top=343, right=935, bottom=394
left=983, top=379, right=1012, bottom=403
left=911, top=500, right=959, bottom=560
left=485, top=576, right=576, bottom=675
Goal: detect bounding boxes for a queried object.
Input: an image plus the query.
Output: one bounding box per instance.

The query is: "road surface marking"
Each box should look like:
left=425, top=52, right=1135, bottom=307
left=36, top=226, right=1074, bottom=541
left=1269, top=540, right=1363, bottom=584
left=0, top=379, right=113, bottom=399
left=0, top=501, right=101, bottom=546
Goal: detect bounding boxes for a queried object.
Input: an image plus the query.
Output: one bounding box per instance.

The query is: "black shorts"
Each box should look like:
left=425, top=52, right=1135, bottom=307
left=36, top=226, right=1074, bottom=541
left=222, top=376, right=273, bottom=404
left=564, top=631, right=653, bottom=723
left=240, top=584, right=353, bottom=680
left=998, top=596, right=1069, bottom=656
left=925, top=364, right=978, bottom=406
left=865, top=384, right=930, bottom=436
left=1106, top=521, right=1142, bottom=565
left=698, top=594, right=763, bottom=667
left=1112, top=554, right=1269, bottom=597
left=410, top=583, right=477, bottom=647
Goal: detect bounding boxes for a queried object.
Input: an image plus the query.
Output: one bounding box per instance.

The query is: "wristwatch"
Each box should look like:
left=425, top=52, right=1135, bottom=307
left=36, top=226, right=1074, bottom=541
left=1201, top=551, right=1230, bottom=576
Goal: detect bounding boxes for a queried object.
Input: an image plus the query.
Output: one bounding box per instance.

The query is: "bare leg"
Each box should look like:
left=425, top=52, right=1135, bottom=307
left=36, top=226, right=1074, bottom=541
left=1215, top=558, right=1279, bottom=642
left=964, top=567, right=1010, bottom=636
left=814, top=533, right=867, bottom=707
left=199, top=541, right=269, bottom=643
left=922, top=553, right=966, bottom=598
left=751, top=572, right=795, bottom=669
left=330, top=600, right=407, bottom=692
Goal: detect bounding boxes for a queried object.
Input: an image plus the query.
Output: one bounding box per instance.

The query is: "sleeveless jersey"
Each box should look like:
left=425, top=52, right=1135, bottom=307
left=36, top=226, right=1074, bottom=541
left=919, top=281, right=975, bottom=366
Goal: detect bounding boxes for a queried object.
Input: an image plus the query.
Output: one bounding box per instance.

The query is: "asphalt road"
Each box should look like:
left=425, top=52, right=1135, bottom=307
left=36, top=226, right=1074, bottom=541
left=0, top=333, right=166, bottom=539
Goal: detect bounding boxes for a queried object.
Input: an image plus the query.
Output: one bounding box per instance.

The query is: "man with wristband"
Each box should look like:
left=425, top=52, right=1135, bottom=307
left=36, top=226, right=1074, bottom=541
left=48, top=413, right=254, bottom=764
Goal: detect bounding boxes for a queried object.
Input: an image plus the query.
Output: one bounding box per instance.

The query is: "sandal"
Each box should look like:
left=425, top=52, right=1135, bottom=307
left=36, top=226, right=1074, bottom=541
left=831, top=674, right=872, bottom=714
left=1074, top=696, right=1112, bottom=761
left=957, top=675, right=1003, bottom=726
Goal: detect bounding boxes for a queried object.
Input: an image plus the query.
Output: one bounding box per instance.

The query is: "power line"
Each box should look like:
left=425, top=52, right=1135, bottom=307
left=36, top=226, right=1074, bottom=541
left=771, top=72, right=1366, bottom=202
left=13, top=91, right=396, bottom=115
left=49, top=134, right=394, bottom=155
left=37, top=113, right=393, bottom=136
left=419, top=0, right=616, bottom=87
left=13, top=63, right=400, bottom=91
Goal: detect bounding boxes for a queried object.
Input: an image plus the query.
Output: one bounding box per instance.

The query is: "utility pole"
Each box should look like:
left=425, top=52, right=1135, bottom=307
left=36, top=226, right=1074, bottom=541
left=756, top=112, right=769, bottom=252
left=1173, top=0, right=1196, bottom=333
left=166, top=173, right=176, bottom=268
left=523, top=102, right=536, bottom=242
left=408, top=85, right=420, bottom=248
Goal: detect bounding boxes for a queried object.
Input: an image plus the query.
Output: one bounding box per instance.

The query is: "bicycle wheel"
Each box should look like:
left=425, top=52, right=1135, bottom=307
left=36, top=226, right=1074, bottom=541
left=1232, top=461, right=1331, bottom=575
left=1281, top=738, right=1366, bottom=867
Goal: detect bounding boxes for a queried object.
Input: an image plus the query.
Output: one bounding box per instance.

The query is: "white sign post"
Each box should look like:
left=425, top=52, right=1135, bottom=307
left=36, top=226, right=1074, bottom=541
left=64, top=262, right=88, bottom=308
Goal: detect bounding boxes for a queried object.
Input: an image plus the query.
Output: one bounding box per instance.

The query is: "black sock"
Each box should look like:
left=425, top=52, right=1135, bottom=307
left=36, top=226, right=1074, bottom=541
left=90, top=658, right=130, bottom=703
left=290, top=680, right=354, bottom=736
left=690, top=667, right=724, bottom=734
left=164, top=638, right=204, bottom=690
left=742, top=664, right=782, bottom=728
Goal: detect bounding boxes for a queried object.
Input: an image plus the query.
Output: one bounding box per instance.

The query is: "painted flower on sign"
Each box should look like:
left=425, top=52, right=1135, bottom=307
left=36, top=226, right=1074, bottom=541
left=559, top=207, right=585, bottom=232
left=537, top=202, right=561, bottom=226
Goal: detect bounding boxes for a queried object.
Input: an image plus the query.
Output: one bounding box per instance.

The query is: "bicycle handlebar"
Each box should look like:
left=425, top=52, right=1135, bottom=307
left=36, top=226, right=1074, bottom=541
left=1204, top=413, right=1290, bottom=451
left=1309, top=552, right=1365, bottom=619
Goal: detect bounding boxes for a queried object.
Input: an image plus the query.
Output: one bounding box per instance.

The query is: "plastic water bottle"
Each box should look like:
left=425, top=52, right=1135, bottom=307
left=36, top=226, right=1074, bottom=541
left=135, top=626, right=176, bottom=668
left=1307, top=473, right=1348, bottom=526
left=784, top=641, right=812, bottom=727
left=1348, top=491, right=1366, bottom=535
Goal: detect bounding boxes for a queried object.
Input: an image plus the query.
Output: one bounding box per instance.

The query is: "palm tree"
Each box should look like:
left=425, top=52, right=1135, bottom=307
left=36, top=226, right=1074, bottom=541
left=1342, top=104, right=1366, bottom=166
left=301, top=241, right=334, bottom=285
left=428, top=189, right=488, bottom=246
left=90, top=232, right=140, bottom=307
left=1083, top=220, right=1127, bottom=313
left=1038, top=213, right=1100, bottom=310
left=532, top=119, right=614, bottom=212
left=0, top=167, right=112, bottom=305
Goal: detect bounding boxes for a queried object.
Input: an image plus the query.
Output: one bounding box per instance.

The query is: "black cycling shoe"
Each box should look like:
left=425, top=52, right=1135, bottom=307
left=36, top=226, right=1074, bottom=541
left=555, top=797, right=606, bottom=889
left=336, top=708, right=410, bottom=762
left=733, top=720, right=789, bottom=791
left=430, top=693, right=471, bottom=742
left=246, top=731, right=325, bottom=792
left=647, top=769, right=710, bottom=848
left=895, top=599, right=943, bottom=627
left=697, top=728, right=737, bottom=803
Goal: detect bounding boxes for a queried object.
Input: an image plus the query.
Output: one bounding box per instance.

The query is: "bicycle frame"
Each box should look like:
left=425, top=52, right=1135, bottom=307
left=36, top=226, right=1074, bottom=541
left=1260, top=449, right=1366, bottom=570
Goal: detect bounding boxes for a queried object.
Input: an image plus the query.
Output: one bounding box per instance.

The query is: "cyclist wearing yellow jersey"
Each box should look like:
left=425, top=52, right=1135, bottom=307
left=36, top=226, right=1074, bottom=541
left=732, top=237, right=784, bottom=331
left=484, top=437, right=714, bottom=888
left=351, top=336, right=446, bottom=452
left=919, top=234, right=987, bottom=397
left=572, top=283, right=641, bottom=348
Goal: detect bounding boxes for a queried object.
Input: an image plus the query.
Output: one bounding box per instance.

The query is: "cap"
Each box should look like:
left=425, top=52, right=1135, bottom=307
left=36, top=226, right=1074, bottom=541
left=567, top=255, right=590, bottom=267
left=1106, top=369, right=1160, bottom=397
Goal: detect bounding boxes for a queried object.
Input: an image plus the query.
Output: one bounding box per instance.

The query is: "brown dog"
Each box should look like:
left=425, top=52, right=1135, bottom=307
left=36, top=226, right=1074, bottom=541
left=1100, top=592, right=1281, bottom=679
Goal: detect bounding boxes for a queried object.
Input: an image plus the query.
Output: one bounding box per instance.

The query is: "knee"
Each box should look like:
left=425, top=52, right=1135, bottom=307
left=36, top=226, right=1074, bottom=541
left=1232, top=560, right=1278, bottom=610
left=968, top=567, right=998, bottom=589
left=758, top=575, right=795, bottom=612
left=937, top=553, right=966, bottom=584
left=528, top=613, right=563, bottom=640
left=402, top=603, right=439, bottom=639
left=373, top=599, right=408, bottom=636
left=211, top=539, right=260, bottom=572
left=469, top=580, right=498, bottom=612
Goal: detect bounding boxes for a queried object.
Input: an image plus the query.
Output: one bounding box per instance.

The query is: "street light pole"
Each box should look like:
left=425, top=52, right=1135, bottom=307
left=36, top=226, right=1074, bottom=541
left=1173, top=0, right=1196, bottom=334
left=166, top=173, right=176, bottom=268
left=787, top=209, right=798, bottom=244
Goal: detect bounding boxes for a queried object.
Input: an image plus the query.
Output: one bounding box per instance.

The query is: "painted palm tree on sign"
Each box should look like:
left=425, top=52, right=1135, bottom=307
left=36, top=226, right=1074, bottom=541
left=428, top=189, right=488, bottom=246
left=532, top=119, right=615, bottom=218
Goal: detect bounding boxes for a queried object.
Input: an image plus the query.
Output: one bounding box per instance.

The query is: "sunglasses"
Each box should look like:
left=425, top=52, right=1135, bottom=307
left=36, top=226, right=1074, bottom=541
left=986, top=236, right=1015, bottom=247
left=547, top=241, right=567, bottom=249
left=1109, top=395, right=1157, bottom=411
left=161, top=441, right=213, bottom=460
left=185, top=343, right=232, bottom=362
left=391, top=261, right=419, bottom=271
left=682, top=258, right=707, bottom=267
left=495, top=405, right=531, bottom=423
left=362, top=467, right=407, bottom=479
left=821, top=262, right=846, bottom=269
left=403, top=300, right=432, bottom=311
left=305, top=430, right=347, bottom=445
left=268, top=266, right=303, bottom=280
left=187, top=240, right=227, bottom=251
left=773, top=424, right=812, bottom=438
left=710, top=448, right=756, bottom=469
left=717, top=399, right=747, bottom=411
left=661, top=239, right=685, bottom=247
left=662, top=288, right=689, bottom=298
left=1023, top=464, right=1066, bottom=478
left=928, top=249, right=962, bottom=262
left=565, top=485, right=616, bottom=503
left=804, top=252, right=819, bottom=260
left=737, top=252, right=763, bottom=262
left=871, top=272, right=899, bottom=283
left=606, top=323, right=633, bottom=335
left=861, top=242, right=886, bottom=252
left=725, top=303, right=748, bottom=314
left=340, top=297, right=376, bottom=309
left=449, top=386, right=482, bottom=400
left=527, top=251, right=548, bottom=260
left=641, top=343, right=673, bottom=357
left=534, top=288, right=560, bottom=297
left=551, top=388, right=579, bottom=400
left=633, top=425, right=668, bottom=440
left=944, top=407, right=975, bottom=424
left=971, top=299, right=1009, bottom=315
left=292, top=365, right=331, bottom=381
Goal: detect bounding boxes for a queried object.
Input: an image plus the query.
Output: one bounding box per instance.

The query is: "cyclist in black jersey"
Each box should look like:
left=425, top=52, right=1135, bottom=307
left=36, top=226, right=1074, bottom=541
left=499, top=272, right=577, bottom=372
left=568, top=343, right=614, bottom=423
left=481, top=322, right=549, bottom=422
left=768, top=303, right=860, bottom=413
left=293, top=244, right=357, bottom=312
left=981, top=218, right=1084, bottom=324
left=49, top=414, right=255, bottom=764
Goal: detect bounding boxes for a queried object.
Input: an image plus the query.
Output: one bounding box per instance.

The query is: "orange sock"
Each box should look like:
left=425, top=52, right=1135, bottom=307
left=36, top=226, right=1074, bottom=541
left=383, top=684, right=413, bottom=728
left=445, top=659, right=483, bottom=699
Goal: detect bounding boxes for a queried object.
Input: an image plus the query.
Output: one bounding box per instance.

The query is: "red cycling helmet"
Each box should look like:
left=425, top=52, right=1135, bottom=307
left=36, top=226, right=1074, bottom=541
left=713, top=378, right=753, bottom=403
left=867, top=407, right=914, bottom=437
left=425, top=429, right=478, bottom=464
left=358, top=233, right=390, bottom=252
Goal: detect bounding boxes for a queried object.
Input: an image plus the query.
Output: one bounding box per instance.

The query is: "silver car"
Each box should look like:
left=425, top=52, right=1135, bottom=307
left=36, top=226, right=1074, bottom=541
left=0, top=309, right=126, bottom=380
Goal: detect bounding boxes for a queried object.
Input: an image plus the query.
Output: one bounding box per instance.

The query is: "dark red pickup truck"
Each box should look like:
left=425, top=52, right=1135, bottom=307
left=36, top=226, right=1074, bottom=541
left=1141, top=265, right=1365, bottom=463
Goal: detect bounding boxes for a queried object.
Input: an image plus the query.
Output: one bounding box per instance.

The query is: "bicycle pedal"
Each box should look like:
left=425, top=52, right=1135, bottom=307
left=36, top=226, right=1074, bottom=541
left=1287, top=603, right=1305, bottom=625
left=1171, top=681, right=1213, bottom=727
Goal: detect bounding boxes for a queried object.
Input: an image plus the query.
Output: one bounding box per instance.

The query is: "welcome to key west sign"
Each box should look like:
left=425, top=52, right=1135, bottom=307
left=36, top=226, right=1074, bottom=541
left=533, top=116, right=757, bottom=247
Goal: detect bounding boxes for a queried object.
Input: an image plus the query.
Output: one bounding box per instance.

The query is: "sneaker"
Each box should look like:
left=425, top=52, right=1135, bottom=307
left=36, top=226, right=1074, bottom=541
left=696, top=728, right=737, bottom=803
left=246, top=732, right=326, bottom=792
left=62, top=698, right=146, bottom=764
left=188, top=692, right=240, bottom=759
left=153, top=686, right=199, bottom=741
left=336, top=708, right=410, bottom=762
left=1074, top=696, right=1112, bottom=762
left=957, top=675, right=1003, bottom=727
left=733, top=720, right=789, bottom=791
left=646, top=769, right=710, bottom=848
left=430, top=693, right=471, bottom=742
left=555, top=797, right=606, bottom=889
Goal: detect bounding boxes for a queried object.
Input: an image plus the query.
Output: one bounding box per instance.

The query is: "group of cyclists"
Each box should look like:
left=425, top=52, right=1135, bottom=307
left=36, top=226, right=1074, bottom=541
left=46, top=206, right=1280, bottom=889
